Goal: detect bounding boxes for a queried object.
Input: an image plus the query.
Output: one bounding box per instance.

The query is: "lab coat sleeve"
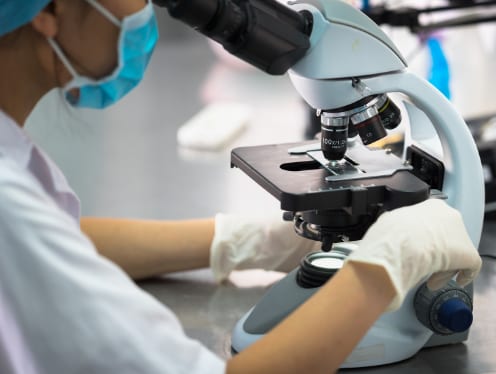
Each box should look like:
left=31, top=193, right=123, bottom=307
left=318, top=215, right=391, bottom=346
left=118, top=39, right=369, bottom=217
left=0, top=159, right=226, bottom=374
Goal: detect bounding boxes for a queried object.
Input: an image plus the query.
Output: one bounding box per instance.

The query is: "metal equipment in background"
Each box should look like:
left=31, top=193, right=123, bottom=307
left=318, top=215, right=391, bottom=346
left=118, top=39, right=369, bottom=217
left=363, top=0, right=496, bottom=213
left=365, top=0, right=496, bottom=34
left=154, top=0, right=485, bottom=368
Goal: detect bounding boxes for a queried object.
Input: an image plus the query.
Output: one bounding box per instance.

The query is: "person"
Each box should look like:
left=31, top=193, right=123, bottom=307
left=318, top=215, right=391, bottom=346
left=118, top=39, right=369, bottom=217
left=0, top=1, right=482, bottom=373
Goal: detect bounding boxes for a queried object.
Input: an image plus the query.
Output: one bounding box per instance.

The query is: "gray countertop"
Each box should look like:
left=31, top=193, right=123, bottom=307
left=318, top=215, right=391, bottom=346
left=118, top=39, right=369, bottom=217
left=139, top=233, right=496, bottom=374
left=27, top=34, right=496, bottom=373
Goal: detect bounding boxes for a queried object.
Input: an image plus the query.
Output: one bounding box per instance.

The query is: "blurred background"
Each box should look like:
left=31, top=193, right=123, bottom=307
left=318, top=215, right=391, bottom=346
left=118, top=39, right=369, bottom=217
left=25, top=0, right=496, bottom=221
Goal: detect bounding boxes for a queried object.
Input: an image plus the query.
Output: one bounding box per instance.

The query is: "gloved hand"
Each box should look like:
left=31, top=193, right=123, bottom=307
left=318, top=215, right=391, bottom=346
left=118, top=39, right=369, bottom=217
left=210, top=213, right=320, bottom=282
left=345, top=199, right=482, bottom=311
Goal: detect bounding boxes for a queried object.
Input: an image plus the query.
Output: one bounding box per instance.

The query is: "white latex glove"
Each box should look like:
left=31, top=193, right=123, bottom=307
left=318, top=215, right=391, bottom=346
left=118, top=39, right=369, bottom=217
left=346, top=199, right=482, bottom=311
left=210, top=213, right=320, bottom=282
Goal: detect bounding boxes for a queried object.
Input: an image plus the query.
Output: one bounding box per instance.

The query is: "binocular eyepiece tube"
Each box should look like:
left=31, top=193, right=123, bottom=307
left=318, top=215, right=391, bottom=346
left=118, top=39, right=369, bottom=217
left=153, top=0, right=313, bottom=75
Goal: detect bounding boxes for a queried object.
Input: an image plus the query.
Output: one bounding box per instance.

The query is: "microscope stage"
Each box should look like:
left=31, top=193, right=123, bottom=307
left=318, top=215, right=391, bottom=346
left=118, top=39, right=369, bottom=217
left=231, top=141, right=430, bottom=213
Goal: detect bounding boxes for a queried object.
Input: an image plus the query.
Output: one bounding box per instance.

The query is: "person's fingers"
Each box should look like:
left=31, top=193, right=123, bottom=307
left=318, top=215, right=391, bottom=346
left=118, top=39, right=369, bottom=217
left=449, top=250, right=482, bottom=287
left=427, top=271, right=457, bottom=290
left=427, top=255, right=482, bottom=290
left=455, top=265, right=482, bottom=287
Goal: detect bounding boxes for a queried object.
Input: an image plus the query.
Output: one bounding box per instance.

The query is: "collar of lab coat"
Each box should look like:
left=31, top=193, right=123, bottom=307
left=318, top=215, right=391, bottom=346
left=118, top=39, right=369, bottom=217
left=0, top=110, right=33, bottom=169
left=0, top=109, right=81, bottom=221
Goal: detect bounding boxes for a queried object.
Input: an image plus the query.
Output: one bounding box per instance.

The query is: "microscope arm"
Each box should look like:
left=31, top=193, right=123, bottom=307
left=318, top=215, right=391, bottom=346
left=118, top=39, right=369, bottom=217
left=290, top=69, right=485, bottom=247
left=364, top=73, right=484, bottom=247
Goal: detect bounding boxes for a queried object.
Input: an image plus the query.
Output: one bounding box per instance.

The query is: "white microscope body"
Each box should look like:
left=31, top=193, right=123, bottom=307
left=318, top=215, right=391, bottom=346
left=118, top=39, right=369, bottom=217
left=288, top=0, right=484, bottom=242
left=231, top=0, right=485, bottom=368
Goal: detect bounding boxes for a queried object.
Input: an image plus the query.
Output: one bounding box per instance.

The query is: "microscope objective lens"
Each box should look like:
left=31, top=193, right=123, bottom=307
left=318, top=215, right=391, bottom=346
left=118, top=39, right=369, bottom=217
left=353, top=115, right=387, bottom=145
left=378, top=95, right=402, bottom=130
left=321, top=115, right=349, bottom=161
left=319, top=94, right=398, bottom=155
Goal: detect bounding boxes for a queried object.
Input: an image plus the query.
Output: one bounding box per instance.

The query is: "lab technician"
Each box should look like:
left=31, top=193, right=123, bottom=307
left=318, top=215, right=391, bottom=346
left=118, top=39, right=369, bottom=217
left=0, top=1, right=482, bottom=373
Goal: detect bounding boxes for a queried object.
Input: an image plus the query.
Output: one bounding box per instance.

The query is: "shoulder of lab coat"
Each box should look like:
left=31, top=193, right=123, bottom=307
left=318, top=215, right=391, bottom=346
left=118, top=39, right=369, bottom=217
left=0, top=109, right=80, bottom=221
left=0, top=158, right=226, bottom=374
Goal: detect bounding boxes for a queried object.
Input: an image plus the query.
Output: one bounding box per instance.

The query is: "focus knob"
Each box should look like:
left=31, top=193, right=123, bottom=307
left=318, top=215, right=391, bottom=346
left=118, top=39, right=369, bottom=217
left=437, top=298, right=473, bottom=333
left=414, top=280, right=473, bottom=335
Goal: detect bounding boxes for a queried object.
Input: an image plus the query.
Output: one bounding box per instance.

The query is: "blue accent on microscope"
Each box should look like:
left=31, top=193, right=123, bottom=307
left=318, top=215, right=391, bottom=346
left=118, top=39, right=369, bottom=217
left=438, top=298, right=473, bottom=333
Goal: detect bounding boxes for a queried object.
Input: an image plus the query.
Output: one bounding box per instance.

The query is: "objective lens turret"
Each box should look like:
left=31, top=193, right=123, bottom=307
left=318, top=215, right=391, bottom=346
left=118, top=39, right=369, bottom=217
left=319, top=94, right=402, bottom=160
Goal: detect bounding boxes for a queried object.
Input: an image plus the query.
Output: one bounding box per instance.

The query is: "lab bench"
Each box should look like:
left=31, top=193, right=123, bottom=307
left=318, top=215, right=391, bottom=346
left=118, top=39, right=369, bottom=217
left=27, top=37, right=496, bottom=373
left=140, top=230, right=496, bottom=374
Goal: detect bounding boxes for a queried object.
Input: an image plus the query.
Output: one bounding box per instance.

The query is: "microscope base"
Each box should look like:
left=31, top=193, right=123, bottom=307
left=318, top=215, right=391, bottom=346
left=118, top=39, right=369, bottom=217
left=230, top=269, right=469, bottom=368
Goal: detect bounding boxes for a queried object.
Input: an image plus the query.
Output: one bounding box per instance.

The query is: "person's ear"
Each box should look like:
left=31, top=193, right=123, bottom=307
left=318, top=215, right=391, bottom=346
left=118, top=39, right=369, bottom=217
left=31, top=5, right=58, bottom=38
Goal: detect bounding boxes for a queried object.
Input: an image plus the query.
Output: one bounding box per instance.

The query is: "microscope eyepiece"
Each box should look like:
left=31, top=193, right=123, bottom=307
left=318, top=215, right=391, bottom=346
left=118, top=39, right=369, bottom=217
left=153, top=0, right=313, bottom=75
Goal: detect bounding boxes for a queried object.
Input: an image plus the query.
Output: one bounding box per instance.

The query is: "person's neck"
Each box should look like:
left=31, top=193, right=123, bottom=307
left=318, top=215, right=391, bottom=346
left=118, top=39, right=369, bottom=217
left=0, top=33, right=54, bottom=127
left=0, top=85, right=41, bottom=127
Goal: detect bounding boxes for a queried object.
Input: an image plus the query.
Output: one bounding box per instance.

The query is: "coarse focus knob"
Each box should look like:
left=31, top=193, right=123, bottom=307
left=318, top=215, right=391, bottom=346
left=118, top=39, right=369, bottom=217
left=437, top=298, right=473, bottom=333
left=414, top=280, right=473, bottom=335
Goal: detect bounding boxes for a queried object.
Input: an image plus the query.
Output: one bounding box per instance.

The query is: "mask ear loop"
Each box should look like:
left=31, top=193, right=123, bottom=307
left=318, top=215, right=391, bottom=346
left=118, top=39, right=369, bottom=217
left=84, top=0, right=122, bottom=27
left=46, top=0, right=123, bottom=80
left=47, top=38, right=80, bottom=81
left=46, top=37, right=86, bottom=105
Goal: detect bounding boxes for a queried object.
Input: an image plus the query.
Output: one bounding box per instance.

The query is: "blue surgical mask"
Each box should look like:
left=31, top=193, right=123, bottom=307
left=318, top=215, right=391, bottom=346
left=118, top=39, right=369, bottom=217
left=48, top=0, right=159, bottom=109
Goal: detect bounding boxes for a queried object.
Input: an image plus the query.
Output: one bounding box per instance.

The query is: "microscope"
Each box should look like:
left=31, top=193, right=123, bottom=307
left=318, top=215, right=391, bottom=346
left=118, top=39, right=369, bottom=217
left=154, top=0, right=485, bottom=367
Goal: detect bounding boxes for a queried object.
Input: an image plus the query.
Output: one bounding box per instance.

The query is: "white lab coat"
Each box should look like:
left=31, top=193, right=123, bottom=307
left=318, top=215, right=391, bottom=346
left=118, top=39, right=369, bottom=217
left=0, top=110, right=226, bottom=374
